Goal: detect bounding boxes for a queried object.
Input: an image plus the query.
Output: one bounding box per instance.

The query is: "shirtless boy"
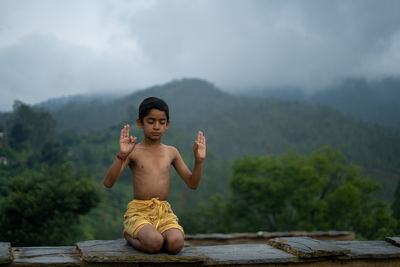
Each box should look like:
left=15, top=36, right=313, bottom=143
left=103, top=97, right=206, bottom=254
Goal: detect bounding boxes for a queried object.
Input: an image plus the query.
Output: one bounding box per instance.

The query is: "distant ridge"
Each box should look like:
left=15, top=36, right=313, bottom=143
left=6, top=77, right=399, bottom=202
left=44, top=78, right=238, bottom=133
left=240, top=77, right=400, bottom=129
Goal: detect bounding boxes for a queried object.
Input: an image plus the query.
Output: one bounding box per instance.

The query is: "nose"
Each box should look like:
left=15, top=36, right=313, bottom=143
left=153, top=121, right=160, bottom=129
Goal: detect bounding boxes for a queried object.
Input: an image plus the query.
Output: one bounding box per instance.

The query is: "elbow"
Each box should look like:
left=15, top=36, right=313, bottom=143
left=188, top=183, right=199, bottom=190
left=103, top=179, right=113, bottom=188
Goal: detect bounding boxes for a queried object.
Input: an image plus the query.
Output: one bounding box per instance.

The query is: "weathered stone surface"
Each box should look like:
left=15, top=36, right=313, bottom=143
left=259, top=230, right=355, bottom=240
left=185, top=231, right=355, bottom=246
left=331, top=240, right=400, bottom=259
left=194, top=244, right=296, bottom=265
left=12, top=246, right=81, bottom=265
left=185, top=231, right=355, bottom=240
left=76, top=239, right=207, bottom=263
left=0, top=242, right=12, bottom=264
left=268, top=237, right=349, bottom=258
left=386, top=237, right=400, bottom=247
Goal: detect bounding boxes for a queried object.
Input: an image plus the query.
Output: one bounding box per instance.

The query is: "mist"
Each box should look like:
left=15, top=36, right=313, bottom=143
left=1, top=0, right=400, bottom=111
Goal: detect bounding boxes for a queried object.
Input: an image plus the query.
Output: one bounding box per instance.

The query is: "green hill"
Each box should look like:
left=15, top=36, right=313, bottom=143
left=38, top=78, right=400, bottom=204
left=241, top=77, right=400, bottom=129
left=2, top=77, right=400, bottom=240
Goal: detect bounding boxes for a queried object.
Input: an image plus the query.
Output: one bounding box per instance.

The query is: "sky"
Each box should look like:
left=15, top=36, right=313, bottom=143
left=1, top=0, right=400, bottom=111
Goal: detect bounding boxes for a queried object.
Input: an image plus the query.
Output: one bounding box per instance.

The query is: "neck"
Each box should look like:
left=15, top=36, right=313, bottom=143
left=141, top=137, right=162, bottom=147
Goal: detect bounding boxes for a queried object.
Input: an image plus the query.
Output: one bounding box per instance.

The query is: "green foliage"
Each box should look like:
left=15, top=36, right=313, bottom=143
left=37, top=78, right=400, bottom=203
left=2, top=80, right=400, bottom=242
left=182, top=147, right=397, bottom=240
left=0, top=164, right=101, bottom=246
left=8, top=101, right=56, bottom=150
left=0, top=103, right=101, bottom=246
left=392, top=180, right=400, bottom=233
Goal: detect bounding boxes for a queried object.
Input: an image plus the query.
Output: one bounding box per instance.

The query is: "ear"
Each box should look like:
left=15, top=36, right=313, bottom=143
left=165, top=120, right=170, bottom=130
left=136, top=118, right=143, bottom=128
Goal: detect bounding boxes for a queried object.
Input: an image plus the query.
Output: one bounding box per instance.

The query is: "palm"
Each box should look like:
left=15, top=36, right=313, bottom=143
left=193, top=131, right=206, bottom=160
left=119, top=125, right=136, bottom=157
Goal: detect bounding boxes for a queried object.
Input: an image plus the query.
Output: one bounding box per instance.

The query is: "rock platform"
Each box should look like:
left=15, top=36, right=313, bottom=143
left=1, top=234, right=400, bottom=266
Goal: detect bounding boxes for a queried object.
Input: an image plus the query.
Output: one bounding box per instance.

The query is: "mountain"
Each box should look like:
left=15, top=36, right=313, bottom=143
left=241, top=77, right=400, bottom=129
left=34, top=78, right=400, bottom=203
left=311, top=78, right=400, bottom=129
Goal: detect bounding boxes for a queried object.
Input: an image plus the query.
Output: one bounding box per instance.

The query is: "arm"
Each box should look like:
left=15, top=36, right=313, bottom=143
left=104, top=124, right=137, bottom=188
left=172, top=131, right=206, bottom=190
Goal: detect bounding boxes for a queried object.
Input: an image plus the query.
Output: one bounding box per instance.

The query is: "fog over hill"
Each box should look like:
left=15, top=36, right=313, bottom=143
left=237, top=77, right=400, bottom=129
left=33, top=76, right=400, bottom=131
left=18, top=78, right=399, bottom=203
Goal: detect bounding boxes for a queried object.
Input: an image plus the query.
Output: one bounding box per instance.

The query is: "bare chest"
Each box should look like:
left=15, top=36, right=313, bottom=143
left=130, top=147, right=173, bottom=174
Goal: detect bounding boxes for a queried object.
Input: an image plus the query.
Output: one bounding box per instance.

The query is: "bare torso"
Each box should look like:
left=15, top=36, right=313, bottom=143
left=128, top=143, right=175, bottom=200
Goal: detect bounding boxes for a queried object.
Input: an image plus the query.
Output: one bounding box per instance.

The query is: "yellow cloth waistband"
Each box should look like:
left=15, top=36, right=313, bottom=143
left=126, top=198, right=170, bottom=229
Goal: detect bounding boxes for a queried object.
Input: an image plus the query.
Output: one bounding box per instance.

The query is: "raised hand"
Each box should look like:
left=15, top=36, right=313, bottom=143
left=193, top=131, right=206, bottom=161
left=119, top=125, right=137, bottom=158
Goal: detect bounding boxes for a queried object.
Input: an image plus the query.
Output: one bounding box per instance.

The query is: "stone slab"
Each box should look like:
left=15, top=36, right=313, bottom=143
left=0, top=242, right=12, bottom=264
left=76, top=239, right=207, bottom=263
left=12, top=246, right=82, bottom=265
left=331, top=240, right=400, bottom=259
left=268, top=237, right=349, bottom=258
left=185, top=231, right=355, bottom=240
left=386, top=237, right=400, bottom=247
left=194, top=244, right=297, bottom=265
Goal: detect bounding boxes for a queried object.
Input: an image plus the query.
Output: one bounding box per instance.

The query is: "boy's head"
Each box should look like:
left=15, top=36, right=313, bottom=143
left=138, top=97, right=169, bottom=123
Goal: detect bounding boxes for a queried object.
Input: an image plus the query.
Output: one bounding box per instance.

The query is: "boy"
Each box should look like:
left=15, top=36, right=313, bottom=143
left=103, top=97, right=206, bottom=254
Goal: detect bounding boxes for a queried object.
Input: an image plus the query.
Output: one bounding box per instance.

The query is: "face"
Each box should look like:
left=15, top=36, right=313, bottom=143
left=137, top=108, right=169, bottom=140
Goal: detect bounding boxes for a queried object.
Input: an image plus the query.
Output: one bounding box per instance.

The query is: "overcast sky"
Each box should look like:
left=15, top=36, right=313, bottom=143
left=1, top=0, right=400, bottom=111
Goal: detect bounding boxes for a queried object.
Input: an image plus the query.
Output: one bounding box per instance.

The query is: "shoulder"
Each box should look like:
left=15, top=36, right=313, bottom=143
left=164, top=144, right=178, bottom=153
left=163, top=145, right=180, bottom=158
left=128, top=144, right=141, bottom=161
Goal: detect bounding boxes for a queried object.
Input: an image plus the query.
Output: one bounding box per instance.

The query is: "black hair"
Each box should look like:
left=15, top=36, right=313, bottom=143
left=138, top=97, right=169, bottom=123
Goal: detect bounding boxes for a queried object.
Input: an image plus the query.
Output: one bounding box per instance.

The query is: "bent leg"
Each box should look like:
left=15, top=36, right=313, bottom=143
left=162, top=228, right=184, bottom=254
left=124, top=224, right=164, bottom=254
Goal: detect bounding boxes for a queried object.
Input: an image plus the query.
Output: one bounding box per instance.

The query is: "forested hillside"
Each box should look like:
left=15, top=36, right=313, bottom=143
left=241, top=77, right=400, bottom=129
left=37, top=78, right=400, bottom=200
left=311, top=78, right=400, bottom=129
left=1, top=78, right=400, bottom=242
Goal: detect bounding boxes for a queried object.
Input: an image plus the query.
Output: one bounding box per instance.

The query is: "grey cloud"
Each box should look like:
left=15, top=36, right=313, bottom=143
left=1, top=0, right=400, bottom=110
left=117, top=0, right=400, bottom=89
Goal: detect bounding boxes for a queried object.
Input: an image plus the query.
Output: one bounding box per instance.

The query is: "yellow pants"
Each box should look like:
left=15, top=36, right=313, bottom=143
left=124, top=198, right=184, bottom=239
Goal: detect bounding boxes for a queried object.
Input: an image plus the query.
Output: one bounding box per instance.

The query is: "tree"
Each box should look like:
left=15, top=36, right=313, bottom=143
left=183, top=147, right=397, bottom=239
left=8, top=101, right=56, bottom=151
left=392, top=180, right=400, bottom=234
left=0, top=164, right=101, bottom=246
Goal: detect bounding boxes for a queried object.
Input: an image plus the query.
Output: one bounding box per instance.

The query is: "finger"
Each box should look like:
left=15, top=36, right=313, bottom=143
left=125, top=125, right=129, bottom=137
left=122, top=125, right=126, bottom=138
left=198, top=131, right=204, bottom=144
left=202, top=135, right=206, bottom=145
left=197, top=131, right=202, bottom=142
left=120, top=128, right=124, bottom=139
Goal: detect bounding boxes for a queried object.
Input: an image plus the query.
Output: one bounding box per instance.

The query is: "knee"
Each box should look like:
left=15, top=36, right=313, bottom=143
left=142, top=233, right=164, bottom=253
left=166, top=234, right=184, bottom=254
